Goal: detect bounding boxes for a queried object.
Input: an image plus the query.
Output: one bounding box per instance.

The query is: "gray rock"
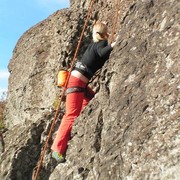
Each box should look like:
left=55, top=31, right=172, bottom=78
left=0, top=0, right=179, bottom=180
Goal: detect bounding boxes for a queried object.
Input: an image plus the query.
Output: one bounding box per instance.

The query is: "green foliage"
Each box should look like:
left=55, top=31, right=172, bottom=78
left=53, top=95, right=66, bottom=110
left=53, top=96, right=60, bottom=109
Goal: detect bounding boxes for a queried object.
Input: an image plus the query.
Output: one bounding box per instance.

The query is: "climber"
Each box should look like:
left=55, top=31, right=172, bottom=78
left=51, top=20, right=117, bottom=163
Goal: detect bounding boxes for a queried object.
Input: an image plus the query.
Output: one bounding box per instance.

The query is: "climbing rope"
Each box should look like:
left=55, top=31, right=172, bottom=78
left=110, top=0, right=121, bottom=43
left=33, top=0, right=95, bottom=179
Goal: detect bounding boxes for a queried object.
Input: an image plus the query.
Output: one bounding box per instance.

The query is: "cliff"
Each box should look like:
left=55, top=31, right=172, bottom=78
left=0, top=0, right=179, bottom=179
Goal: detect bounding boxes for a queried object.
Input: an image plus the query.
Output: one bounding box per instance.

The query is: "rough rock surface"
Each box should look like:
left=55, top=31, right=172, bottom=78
left=0, top=0, right=179, bottom=180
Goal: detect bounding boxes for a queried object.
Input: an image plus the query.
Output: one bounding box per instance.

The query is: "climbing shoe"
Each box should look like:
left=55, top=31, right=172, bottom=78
left=52, top=151, right=65, bottom=163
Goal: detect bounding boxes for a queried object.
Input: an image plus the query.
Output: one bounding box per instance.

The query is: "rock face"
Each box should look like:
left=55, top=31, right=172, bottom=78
left=0, top=0, right=180, bottom=179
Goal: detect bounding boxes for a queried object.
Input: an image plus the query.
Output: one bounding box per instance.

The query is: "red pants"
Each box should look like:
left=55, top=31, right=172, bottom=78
left=51, top=75, right=95, bottom=154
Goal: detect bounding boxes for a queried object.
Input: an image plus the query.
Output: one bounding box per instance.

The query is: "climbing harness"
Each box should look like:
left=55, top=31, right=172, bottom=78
left=74, top=61, right=94, bottom=77
left=66, top=86, right=94, bottom=99
left=66, top=86, right=85, bottom=94
left=33, top=0, right=121, bottom=179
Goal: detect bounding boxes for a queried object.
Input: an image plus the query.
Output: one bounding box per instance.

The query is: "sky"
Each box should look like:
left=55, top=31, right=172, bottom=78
left=0, top=0, right=70, bottom=98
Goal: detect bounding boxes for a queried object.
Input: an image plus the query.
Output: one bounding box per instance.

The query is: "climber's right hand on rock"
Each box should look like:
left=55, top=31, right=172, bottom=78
left=111, top=41, right=117, bottom=48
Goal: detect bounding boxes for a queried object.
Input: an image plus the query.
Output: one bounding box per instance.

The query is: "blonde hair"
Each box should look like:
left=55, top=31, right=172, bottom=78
left=93, top=21, right=108, bottom=42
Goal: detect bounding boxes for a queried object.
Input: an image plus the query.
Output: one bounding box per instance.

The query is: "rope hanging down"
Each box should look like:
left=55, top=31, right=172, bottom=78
left=33, top=0, right=95, bottom=179
left=110, top=0, right=121, bottom=43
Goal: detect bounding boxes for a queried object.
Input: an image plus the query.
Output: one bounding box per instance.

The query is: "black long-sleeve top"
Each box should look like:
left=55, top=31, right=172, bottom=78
left=75, top=40, right=113, bottom=79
